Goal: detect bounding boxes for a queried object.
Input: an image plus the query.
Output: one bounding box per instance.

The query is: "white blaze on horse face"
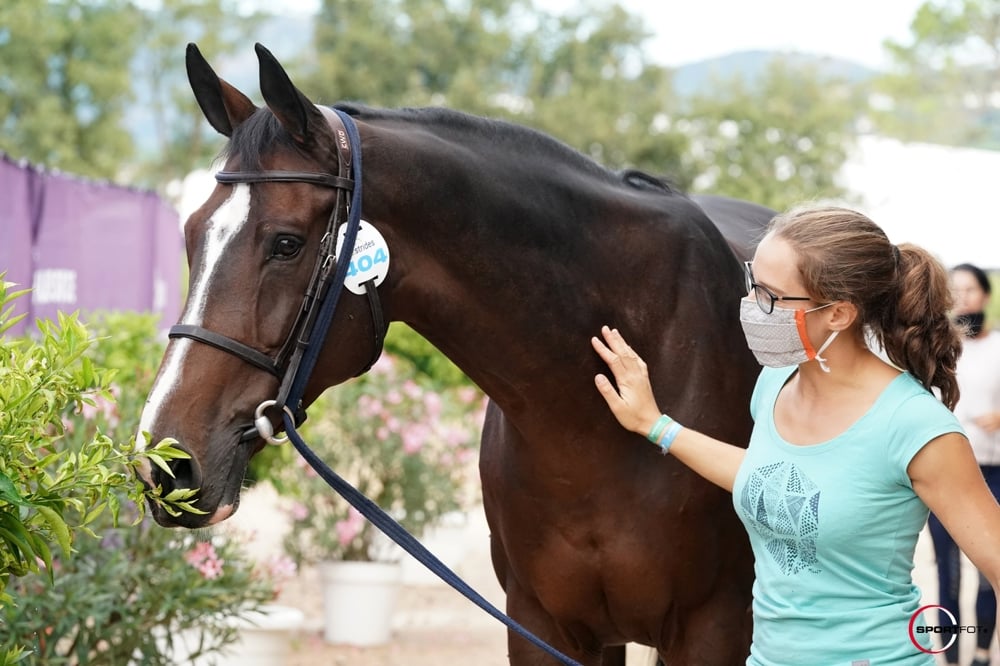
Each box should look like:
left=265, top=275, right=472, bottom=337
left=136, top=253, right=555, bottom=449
left=136, top=185, right=253, bottom=457
left=183, top=183, right=253, bottom=327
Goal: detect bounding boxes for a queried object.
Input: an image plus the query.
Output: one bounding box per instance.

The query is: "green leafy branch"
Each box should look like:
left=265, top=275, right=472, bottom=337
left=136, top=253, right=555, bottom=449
left=141, top=437, right=208, bottom=518
left=0, top=280, right=205, bottom=609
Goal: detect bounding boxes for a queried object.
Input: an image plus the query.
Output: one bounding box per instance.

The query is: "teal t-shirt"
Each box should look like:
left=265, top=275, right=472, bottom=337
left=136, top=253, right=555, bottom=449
left=732, top=366, right=965, bottom=666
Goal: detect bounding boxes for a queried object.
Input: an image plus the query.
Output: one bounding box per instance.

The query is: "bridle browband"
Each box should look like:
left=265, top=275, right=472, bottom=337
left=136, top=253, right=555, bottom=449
left=216, top=170, right=353, bottom=190
left=168, top=108, right=385, bottom=443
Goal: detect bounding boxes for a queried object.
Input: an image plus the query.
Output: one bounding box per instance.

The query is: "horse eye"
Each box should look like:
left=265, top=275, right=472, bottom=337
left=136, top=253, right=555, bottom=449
left=270, top=235, right=303, bottom=260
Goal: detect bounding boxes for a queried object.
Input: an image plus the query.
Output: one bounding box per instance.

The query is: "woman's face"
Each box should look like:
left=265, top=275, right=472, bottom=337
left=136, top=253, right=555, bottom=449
left=950, top=269, right=990, bottom=316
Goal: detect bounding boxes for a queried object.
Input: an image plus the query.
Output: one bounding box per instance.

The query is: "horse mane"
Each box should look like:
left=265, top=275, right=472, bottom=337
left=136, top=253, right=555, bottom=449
left=221, top=109, right=307, bottom=171
left=336, top=103, right=685, bottom=196
left=222, top=102, right=685, bottom=199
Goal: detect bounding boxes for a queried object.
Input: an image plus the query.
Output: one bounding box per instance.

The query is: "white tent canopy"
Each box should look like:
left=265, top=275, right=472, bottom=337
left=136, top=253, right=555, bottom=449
left=838, top=135, right=1000, bottom=271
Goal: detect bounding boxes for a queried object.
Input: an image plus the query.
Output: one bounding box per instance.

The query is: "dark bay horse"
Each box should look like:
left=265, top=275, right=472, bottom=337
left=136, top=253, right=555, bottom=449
left=136, top=43, right=772, bottom=665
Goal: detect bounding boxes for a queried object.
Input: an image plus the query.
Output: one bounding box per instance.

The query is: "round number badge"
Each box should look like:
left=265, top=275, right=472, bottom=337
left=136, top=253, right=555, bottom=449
left=335, top=219, right=391, bottom=295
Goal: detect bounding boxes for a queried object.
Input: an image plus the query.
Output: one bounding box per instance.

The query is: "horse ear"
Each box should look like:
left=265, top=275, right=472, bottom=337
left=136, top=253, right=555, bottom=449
left=255, top=43, right=327, bottom=145
left=186, top=43, right=257, bottom=138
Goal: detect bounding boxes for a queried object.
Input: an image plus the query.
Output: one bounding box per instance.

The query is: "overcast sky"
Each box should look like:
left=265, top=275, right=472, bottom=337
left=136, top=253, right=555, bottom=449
left=577, top=0, right=926, bottom=68
left=271, top=1, right=926, bottom=69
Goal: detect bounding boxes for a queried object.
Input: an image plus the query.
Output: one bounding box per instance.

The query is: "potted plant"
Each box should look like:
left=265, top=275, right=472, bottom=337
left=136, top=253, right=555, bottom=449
left=273, top=353, right=485, bottom=646
left=164, top=532, right=302, bottom=666
left=0, top=309, right=299, bottom=663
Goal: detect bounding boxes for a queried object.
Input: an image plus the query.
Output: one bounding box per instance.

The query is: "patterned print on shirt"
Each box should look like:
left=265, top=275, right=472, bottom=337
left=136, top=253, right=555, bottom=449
left=740, top=461, right=821, bottom=575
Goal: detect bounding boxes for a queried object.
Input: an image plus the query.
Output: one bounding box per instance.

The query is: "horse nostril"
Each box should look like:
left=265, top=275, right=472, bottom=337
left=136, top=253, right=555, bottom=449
left=152, top=446, right=203, bottom=495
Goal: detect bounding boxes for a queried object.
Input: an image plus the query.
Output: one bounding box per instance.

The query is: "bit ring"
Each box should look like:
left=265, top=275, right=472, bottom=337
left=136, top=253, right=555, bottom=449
left=254, top=400, right=295, bottom=445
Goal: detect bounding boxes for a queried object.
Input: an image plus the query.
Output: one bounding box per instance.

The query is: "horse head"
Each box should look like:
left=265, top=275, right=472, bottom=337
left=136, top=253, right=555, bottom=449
left=137, top=44, right=383, bottom=527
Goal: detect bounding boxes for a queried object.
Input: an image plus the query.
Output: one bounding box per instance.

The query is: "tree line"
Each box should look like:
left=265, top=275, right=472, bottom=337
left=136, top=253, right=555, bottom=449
left=1, top=0, right=997, bottom=213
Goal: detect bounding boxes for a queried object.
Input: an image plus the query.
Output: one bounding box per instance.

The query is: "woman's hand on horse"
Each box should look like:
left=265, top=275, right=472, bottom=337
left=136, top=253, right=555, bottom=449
left=592, top=325, right=663, bottom=436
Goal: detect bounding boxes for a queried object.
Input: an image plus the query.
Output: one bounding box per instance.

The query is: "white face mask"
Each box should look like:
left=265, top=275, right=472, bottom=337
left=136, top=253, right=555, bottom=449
left=739, top=299, right=840, bottom=372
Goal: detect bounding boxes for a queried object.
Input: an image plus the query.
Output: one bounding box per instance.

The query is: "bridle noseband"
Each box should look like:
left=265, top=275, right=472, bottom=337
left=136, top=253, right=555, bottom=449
left=168, top=108, right=384, bottom=443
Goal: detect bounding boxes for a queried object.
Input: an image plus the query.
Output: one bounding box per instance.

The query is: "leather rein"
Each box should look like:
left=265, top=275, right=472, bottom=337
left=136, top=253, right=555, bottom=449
left=168, top=108, right=385, bottom=444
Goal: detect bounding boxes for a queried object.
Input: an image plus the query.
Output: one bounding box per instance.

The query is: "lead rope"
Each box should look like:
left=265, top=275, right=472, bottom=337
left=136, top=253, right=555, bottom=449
left=283, top=417, right=582, bottom=665
left=279, top=109, right=583, bottom=666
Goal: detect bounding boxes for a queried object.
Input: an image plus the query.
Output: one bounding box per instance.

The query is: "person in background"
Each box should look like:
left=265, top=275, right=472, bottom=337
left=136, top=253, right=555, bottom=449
left=592, top=206, right=1000, bottom=665
left=929, top=262, right=1000, bottom=666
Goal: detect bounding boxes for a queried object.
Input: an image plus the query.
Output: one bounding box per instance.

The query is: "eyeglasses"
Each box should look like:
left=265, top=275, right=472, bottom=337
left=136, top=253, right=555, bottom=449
left=743, top=261, right=813, bottom=314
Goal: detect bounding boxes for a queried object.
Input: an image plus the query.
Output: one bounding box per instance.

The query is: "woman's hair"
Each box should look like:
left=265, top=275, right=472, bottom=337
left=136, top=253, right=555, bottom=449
left=951, top=262, right=992, bottom=295
left=767, top=205, right=961, bottom=409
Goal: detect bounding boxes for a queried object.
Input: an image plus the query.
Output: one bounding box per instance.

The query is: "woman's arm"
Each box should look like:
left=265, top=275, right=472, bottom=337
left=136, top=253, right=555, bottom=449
left=973, top=411, right=1000, bottom=433
left=591, top=325, right=747, bottom=492
left=910, top=432, right=1000, bottom=598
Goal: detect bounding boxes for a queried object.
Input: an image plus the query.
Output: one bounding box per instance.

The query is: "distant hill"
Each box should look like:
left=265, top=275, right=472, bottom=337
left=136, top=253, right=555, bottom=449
left=671, top=50, right=878, bottom=96
left=128, top=14, right=879, bottom=153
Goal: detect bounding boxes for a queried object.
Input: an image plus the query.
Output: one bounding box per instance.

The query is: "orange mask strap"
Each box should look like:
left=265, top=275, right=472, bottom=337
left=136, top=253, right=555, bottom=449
left=794, top=309, right=818, bottom=360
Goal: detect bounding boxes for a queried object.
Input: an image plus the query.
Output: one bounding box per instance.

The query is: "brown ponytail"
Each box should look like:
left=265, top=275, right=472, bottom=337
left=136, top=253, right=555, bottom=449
left=880, top=243, right=961, bottom=409
left=768, top=206, right=962, bottom=408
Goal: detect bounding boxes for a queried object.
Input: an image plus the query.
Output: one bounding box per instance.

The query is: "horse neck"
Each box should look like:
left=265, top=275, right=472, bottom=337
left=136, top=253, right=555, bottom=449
left=369, top=212, right=605, bottom=423
left=361, top=174, right=601, bottom=413
left=381, top=211, right=592, bottom=414
left=357, top=116, right=744, bottom=428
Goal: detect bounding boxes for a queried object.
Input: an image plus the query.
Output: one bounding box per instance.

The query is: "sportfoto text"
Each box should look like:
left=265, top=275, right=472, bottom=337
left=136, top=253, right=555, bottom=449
left=915, top=625, right=988, bottom=634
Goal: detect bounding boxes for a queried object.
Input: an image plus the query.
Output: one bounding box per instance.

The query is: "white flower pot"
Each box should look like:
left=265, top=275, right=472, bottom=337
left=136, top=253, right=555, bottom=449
left=215, top=605, right=305, bottom=665
left=319, top=560, right=402, bottom=646
left=150, top=604, right=304, bottom=665
left=401, top=513, right=470, bottom=586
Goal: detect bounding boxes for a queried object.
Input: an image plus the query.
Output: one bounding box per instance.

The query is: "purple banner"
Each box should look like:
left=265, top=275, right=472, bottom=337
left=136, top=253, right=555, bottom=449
left=1, top=154, right=182, bottom=337
left=0, top=154, right=41, bottom=336
left=152, top=194, right=184, bottom=329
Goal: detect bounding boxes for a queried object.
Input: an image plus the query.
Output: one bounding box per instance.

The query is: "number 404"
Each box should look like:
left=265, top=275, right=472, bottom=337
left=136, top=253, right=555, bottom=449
left=347, top=248, right=388, bottom=276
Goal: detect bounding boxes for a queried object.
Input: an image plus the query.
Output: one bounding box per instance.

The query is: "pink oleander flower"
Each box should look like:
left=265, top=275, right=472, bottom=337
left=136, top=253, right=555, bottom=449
left=401, top=424, right=427, bottom=454
left=423, top=392, right=442, bottom=419
left=370, top=355, right=394, bottom=375
left=335, top=508, right=365, bottom=548
left=198, top=557, right=224, bottom=580
left=402, top=379, right=422, bottom=399
left=444, top=425, right=470, bottom=448
left=358, top=395, right=383, bottom=418
left=185, top=541, right=225, bottom=580
left=184, top=541, right=213, bottom=565
left=264, top=553, right=298, bottom=596
left=288, top=502, right=309, bottom=521
left=267, top=553, right=298, bottom=581
left=294, top=455, right=320, bottom=478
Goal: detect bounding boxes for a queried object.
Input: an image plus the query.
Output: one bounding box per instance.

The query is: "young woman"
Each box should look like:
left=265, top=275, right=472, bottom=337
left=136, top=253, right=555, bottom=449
left=592, top=206, right=1000, bottom=665
left=929, top=262, right=1000, bottom=666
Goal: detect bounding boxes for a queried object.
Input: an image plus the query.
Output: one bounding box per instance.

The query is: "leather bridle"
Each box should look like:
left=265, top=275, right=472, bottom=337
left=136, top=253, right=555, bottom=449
left=168, top=108, right=384, bottom=443
left=167, top=102, right=584, bottom=666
